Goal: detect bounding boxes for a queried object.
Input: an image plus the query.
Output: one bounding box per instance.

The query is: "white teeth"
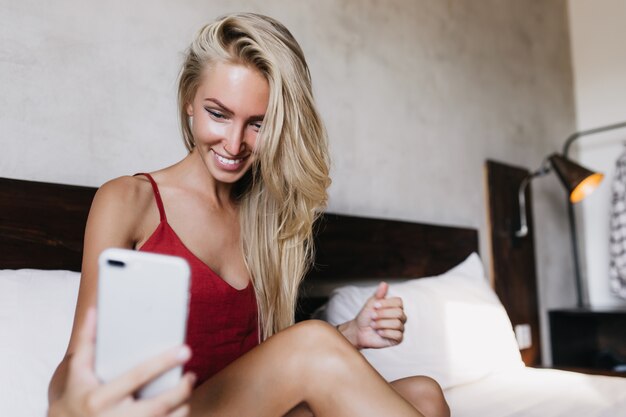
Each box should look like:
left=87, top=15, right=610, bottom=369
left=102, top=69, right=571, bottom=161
left=216, top=153, right=242, bottom=165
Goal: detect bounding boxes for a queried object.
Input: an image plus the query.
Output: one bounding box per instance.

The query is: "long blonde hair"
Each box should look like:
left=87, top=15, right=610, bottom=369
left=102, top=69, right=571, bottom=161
left=177, top=13, right=331, bottom=339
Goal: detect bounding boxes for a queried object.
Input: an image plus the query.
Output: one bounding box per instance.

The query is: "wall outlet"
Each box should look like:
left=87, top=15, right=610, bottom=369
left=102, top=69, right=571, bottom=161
left=514, top=324, right=532, bottom=350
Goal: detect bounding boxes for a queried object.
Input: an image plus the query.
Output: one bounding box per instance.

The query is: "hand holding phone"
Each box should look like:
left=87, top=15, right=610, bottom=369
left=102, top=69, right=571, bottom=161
left=48, top=308, right=195, bottom=417
left=95, top=248, right=191, bottom=398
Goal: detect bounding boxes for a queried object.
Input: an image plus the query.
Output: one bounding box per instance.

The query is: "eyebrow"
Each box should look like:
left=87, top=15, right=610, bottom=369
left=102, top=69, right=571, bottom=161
left=204, top=98, right=265, bottom=121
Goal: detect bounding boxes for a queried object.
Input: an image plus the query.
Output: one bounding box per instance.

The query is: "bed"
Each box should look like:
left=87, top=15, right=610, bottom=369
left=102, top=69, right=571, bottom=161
left=1, top=175, right=626, bottom=417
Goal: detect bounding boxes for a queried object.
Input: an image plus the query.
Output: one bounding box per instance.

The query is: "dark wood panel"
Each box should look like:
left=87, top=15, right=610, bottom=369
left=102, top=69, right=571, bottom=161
left=309, top=213, right=478, bottom=281
left=0, top=177, right=97, bottom=271
left=486, top=160, right=541, bottom=366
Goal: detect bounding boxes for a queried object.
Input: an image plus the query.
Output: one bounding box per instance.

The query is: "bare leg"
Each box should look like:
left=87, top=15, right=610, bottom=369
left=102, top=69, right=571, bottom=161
left=282, top=376, right=450, bottom=417
left=189, top=320, right=423, bottom=417
left=391, top=376, right=450, bottom=417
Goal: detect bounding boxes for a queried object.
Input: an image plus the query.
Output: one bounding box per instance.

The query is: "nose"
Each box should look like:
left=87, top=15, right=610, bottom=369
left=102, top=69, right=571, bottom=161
left=224, top=123, right=246, bottom=155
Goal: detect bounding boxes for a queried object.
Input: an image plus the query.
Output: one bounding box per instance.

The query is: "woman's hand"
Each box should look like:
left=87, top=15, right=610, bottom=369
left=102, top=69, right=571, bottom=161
left=337, top=282, right=407, bottom=349
left=48, top=308, right=196, bottom=417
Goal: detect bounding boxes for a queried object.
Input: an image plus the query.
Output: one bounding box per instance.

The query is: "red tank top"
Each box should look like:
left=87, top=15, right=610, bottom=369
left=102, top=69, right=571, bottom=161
left=135, top=173, right=259, bottom=386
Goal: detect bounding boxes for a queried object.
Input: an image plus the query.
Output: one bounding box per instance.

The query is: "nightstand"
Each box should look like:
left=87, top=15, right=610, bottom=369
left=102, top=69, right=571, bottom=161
left=549, top=307, right=626, bottom=376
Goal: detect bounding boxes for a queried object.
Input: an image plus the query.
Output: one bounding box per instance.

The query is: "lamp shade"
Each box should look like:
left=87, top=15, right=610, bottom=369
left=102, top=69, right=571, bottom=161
left=549, top=153, right=604, bottom=203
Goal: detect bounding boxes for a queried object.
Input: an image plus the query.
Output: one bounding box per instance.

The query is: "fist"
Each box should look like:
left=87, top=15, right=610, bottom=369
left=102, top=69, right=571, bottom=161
left=353, top=282, right=407, bottom=349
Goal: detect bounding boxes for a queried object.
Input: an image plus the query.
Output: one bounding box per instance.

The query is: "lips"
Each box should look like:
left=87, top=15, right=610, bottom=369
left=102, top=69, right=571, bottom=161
left=215, top=153, right=243, bottom=165
left=211, top=149, right=249, bottom=171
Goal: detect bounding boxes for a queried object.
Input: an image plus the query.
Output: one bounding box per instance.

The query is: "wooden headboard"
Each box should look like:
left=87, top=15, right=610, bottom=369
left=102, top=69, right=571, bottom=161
left=0, top=178, right=479, bottom=277
left=0, top=177, right=96, bottom=271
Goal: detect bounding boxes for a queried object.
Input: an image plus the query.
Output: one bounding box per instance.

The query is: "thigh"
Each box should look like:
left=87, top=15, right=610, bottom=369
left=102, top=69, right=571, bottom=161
left=188, top=320, right=337, bottom=417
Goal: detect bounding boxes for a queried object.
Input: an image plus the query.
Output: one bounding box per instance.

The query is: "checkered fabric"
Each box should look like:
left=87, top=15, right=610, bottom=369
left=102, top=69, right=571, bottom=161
left=609, top=147, right=626, bottom=299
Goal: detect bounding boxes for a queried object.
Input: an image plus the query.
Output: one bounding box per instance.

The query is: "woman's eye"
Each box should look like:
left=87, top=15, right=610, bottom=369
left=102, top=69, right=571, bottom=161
left=205, top=108, right=225, bottom=119
left=252, top=123, right=262, bottom=131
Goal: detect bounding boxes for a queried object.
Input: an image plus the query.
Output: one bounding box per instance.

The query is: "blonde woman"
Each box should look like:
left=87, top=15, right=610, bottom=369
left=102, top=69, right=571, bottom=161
left=49, top=13, right=448, bottom=417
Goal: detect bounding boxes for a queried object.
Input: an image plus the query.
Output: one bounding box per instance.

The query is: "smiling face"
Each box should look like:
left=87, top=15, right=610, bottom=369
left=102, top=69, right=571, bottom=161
left=186, top=62, right=269, bottom=185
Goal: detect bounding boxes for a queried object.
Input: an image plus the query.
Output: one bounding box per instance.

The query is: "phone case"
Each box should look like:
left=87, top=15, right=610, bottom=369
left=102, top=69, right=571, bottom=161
left=95, top=248, right=190, bottom=398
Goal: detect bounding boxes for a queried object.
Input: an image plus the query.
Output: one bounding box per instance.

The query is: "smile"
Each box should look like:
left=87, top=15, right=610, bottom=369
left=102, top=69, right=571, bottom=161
left=215, top=153, right=243, bottom=165
left=211, top=149, right=250, bottom=171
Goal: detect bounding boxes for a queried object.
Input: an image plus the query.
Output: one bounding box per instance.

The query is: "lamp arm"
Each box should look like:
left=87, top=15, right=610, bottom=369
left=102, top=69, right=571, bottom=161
left=563, top=121, right=626, bottom=157
left=516, top=158, right=552, bottom=238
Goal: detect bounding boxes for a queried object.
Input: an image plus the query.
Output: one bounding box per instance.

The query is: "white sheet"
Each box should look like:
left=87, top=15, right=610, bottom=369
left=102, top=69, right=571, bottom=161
left=0, top=269, right=81, bottom=417
left=445, top=367, right=626, bottom=417
left=2, top=269, right=625, bottom=417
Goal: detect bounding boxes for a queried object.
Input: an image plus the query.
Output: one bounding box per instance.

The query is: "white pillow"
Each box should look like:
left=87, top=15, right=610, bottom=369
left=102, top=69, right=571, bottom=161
left=0, top=269, right=81, bottom=417
left=322, top=253, right=524, bottom=389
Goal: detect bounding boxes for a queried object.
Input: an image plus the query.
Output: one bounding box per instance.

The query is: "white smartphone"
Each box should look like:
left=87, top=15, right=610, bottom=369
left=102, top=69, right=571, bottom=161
left=95, top=248, right=191, bottom=398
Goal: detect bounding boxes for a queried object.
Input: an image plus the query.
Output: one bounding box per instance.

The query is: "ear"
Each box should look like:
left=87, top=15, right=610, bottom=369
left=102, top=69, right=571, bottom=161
left=186, top=103, right=193, bottom=117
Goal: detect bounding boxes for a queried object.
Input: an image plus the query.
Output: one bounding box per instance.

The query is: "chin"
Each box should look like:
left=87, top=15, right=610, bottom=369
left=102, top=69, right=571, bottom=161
left=209, top=166, right=253, bottom=185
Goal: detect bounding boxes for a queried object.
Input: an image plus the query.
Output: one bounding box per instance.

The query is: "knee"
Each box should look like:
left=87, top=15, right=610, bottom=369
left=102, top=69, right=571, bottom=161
left=280, top=320, right=358, bottom=375
left=393, top=376, right=450, bottom=417
left=286, top=320, right=346, bottom=350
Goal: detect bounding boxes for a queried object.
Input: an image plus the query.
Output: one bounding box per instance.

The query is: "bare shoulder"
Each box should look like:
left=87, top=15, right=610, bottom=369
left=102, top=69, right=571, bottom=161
left=94, top=175, right=153, bottom=213
left=86, top=175, right=156, bottom=245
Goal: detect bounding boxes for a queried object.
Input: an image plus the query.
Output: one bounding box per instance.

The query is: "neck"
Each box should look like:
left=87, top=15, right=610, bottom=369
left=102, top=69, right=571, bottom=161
left=178, top=150, right=236, bottom=209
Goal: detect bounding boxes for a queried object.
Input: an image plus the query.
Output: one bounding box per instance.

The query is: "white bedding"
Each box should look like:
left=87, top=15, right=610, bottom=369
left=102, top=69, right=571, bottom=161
left=0, top=269, right=80, bottom=417
left=1, top=268, right=626, bottom=417
left=322, top=254, right=626, bottom=417
left=445, top=367, right=626, bottom=417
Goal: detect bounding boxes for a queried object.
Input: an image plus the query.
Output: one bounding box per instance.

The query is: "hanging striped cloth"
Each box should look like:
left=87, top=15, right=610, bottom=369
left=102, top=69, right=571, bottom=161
left=609, top=145, right=626, bottom=299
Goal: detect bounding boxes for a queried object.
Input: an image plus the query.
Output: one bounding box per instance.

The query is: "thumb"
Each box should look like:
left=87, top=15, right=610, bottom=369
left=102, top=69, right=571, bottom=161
left=374, top=282, right=388, bottom=300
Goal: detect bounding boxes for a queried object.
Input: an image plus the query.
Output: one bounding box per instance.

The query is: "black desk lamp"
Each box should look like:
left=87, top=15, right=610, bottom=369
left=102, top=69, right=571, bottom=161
left=516, top=121, right=626, bottom=308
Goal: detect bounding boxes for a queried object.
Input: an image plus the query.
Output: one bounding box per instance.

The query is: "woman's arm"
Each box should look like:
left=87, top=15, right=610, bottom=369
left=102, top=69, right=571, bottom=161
left=49, top=176, right=155, bottom=401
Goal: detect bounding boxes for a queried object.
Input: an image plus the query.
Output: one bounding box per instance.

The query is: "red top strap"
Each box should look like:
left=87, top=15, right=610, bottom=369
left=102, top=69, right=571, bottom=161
left=134, top=173, right=166, bottom=222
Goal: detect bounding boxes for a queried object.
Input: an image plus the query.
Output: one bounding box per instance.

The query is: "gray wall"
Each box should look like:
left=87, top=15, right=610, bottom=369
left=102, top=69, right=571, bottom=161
left=0, top=0, right=576, bottom=363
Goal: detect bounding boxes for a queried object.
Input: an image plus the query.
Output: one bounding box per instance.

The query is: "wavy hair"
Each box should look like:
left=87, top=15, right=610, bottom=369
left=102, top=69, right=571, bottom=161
left=177, top=13, right=331, bottom=339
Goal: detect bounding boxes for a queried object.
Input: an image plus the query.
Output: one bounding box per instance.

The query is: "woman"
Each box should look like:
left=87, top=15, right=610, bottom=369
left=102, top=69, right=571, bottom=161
left=49, top=12, right=448, bottom=417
